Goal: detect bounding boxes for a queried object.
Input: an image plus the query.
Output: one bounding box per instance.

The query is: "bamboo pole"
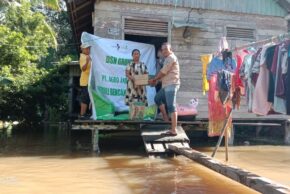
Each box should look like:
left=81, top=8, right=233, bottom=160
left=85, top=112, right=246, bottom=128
left=225, top=124, right=229, bottom=161
left=211, top=109, right=233, bottom=158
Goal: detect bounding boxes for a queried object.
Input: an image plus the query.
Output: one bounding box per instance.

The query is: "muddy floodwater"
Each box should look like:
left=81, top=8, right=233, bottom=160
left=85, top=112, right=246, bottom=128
left=0, top=127, right=284, bottom=194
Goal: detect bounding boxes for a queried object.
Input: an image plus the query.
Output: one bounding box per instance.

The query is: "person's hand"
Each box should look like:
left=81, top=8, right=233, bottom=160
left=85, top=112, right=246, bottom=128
left=148, top=79, right=156, bottom=86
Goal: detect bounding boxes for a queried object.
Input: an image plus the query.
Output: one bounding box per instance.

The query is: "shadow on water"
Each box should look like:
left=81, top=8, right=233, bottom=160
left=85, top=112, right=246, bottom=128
left=0, top=124, right=148, bottom=158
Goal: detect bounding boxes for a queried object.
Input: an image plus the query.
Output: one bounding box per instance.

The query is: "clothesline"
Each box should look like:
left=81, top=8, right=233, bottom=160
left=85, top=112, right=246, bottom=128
left=203, top=32, right=290, bottom=57
left=231, top=33, right=290, bottom=51
left=230, top=32, right=290, bottom=52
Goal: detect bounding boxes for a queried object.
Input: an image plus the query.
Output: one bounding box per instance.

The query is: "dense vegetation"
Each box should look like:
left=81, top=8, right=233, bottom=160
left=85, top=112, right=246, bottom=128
left=0, top=0, right=77, bottom=123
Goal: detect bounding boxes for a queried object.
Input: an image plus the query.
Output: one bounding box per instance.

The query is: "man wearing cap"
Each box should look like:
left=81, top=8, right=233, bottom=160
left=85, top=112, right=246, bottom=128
left=79, top=43, right=91, bottom=119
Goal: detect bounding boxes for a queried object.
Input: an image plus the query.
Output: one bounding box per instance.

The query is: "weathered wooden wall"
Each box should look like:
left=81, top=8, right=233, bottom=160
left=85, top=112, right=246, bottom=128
left=92, top=1, right=288, bottom=118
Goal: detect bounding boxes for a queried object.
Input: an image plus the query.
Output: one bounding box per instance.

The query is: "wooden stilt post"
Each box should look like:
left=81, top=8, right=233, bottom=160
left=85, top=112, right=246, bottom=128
left=284, top=121, right=290, bottom=145
left=211, top=109, right=232, bottom=158
left=228, top=125, right=235, bottom=146
left=92, top=129, right=100, bottom=153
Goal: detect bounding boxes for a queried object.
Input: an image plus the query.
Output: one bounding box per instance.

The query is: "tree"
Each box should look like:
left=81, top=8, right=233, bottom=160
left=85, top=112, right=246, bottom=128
left=0, top=0, right=60, bottom=11
left=0, top=1, right=74, bottom=122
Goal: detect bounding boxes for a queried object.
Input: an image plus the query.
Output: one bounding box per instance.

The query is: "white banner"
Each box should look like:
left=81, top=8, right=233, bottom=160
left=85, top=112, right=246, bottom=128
left=81, top=32, right=156, bottom=118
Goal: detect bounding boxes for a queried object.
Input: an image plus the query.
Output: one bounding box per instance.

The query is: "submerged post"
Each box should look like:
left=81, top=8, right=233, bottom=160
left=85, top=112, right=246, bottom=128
left=284, top=121, right=290, bottom=145
left=92, top=129, right=100, bottom=153
left=228, top=125, right=235, bottom=145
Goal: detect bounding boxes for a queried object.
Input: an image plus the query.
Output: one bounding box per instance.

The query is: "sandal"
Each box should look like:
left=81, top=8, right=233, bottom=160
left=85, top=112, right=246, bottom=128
left=161, top=131, right=178, bottom=136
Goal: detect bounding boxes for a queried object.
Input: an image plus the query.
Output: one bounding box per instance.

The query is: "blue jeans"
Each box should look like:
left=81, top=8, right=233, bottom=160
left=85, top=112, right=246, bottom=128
left=154, top=84, right=179, bottom=115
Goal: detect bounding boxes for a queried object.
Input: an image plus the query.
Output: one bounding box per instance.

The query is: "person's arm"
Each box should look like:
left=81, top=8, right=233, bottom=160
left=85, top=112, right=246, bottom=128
left=81, top=55, right=90, bottom=71
left=152, top=71, right=166, bottom=82
left=149, top=57, right=174, bottom=85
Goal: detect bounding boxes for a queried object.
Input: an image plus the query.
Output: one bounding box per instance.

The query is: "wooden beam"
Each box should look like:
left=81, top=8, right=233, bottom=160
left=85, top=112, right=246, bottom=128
left=71, top=0, right=93, bottom=13
left=124, top=29, right=168, bottom=37
left=233, top=123, right=281, bottom=126
left=74, top=120, right=203, bottom=125
left=73, top=119, right=285, bottom=127
left=169, top=145, right=290, bottom=194
left=66, top=1, right=79, bottom=51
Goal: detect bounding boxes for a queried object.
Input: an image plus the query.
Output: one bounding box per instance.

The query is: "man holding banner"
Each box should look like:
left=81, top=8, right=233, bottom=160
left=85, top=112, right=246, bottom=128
left=149, top=43, right=180, bottom=136
left=79, top=43, right=92, bottom=120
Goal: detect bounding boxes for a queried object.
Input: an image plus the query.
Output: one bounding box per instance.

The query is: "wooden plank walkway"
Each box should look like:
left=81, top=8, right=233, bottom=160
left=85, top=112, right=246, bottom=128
left=71, top=114, right=290, bottom=153
left=140, top=125, right=190, bottom=155
left=72, top=116, right=290, bottom=145
left=169, top=145, right=290, bottom=194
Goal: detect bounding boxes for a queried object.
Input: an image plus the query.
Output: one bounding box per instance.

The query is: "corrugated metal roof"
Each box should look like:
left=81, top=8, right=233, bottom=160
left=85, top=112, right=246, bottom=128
left=117, top=0, right=288, bottom=17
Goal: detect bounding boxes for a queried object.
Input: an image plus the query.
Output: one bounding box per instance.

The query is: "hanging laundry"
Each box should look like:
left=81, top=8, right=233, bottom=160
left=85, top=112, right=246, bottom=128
left=276, top=42, right=289, bottom=98
left=286, top=45, right=290, bottom=114
left=250, top=48, right=263, bottom=86
left=207, top=74, right=232, bottom=137
left=200, top=54, right=212, bottom=95
left=218, top=37, right=229, bottom=53
left=265, top=45, right=277, bottom=104
left=207, top=51, right=236, bottom=137
left=241, top=48, right=262, bottom=112
left=252, top=44, right=274, bottom=115
left=272, top=44, right=287, bottom=114
left=217, top=70, right=232, bottom=105
left=204, top=34, right=290, bottom=138
left=238, top=39, right=290, bottom=116
left=232, top=87, right=241, bottom=110
left=206, top=52, right=236, bottom=81
left=234, top=49, right=249, bottom=95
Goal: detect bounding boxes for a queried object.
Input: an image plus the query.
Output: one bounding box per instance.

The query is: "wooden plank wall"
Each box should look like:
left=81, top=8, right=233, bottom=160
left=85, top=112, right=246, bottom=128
left=92, top=1, right=288, bottom=119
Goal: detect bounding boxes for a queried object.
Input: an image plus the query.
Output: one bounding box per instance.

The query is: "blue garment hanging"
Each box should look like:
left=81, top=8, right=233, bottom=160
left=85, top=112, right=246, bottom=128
left=206, top=57, right=237, bottom=80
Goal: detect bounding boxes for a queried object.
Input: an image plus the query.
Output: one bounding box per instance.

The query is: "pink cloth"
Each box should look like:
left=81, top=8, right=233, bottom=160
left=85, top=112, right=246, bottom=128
left=177, top=105, right=198, bottom=116
left=252, top=45, right=272, bottom=115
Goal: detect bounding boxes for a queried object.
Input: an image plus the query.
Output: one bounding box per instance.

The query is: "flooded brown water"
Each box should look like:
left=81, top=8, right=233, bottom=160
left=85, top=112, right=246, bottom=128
left=0, top=127, right=265, bottom=194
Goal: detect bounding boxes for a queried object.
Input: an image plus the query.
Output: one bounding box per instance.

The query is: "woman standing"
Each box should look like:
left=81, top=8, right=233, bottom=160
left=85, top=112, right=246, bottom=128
left=125, top=49, right=148, bottom=106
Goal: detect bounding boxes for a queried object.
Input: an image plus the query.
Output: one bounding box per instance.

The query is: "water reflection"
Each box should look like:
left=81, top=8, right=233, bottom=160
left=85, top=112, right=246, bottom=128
left=0, top=126, right=259, bottom=194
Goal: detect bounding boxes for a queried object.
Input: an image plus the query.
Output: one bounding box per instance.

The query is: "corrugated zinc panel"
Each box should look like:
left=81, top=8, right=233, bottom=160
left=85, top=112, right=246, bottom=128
left=117, top=0, right=287, bottom=17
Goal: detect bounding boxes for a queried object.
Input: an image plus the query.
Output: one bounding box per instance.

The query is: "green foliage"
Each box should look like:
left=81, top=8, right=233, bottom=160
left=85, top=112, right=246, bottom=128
left=31, top=0, right=60, bottom=10
left=43, top=8, right=78, bottom=66
left=0, top=1, right=76, bottom=122
left=0, top=57, right=70, bottom=122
